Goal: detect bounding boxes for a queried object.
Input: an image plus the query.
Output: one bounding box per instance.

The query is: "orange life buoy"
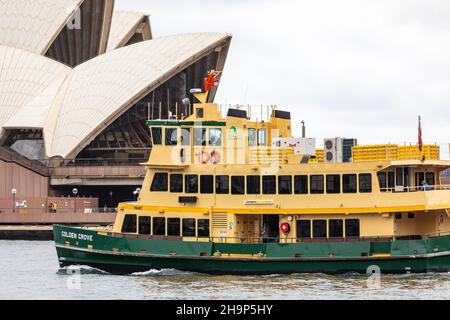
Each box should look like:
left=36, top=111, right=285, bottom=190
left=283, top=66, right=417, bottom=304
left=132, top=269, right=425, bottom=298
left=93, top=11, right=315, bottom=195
left=210, top=150, right=222, bottom=164
left=199, top=151, right=211, bottom=164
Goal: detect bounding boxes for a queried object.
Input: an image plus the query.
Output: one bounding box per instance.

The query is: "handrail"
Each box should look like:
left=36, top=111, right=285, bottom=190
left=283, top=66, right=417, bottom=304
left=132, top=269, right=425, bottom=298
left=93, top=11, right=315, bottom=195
left=380, top=184, right=450, bottom=192
left=0, top=207, right=118, bottom=214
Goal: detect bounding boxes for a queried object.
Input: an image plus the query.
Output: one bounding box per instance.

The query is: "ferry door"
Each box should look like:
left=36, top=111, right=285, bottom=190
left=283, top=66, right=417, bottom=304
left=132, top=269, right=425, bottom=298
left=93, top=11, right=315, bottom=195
left=262, top=215, right=279, bottom=243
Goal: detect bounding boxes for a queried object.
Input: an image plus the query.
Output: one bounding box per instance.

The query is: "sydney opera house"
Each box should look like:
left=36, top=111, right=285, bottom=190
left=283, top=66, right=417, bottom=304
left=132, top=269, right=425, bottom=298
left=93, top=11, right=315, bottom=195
left=0, top=0, right=231, bottom=209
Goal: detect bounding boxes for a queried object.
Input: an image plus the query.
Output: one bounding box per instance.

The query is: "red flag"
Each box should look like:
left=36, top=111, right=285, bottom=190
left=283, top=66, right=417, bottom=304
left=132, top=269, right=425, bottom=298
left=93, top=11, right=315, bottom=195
left=204, top=73, right=216, bottom=92
left=418, top=116, right=423, bottom=152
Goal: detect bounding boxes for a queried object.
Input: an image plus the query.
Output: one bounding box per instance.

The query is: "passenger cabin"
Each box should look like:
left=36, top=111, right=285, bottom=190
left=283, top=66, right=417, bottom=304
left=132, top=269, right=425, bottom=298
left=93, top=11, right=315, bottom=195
left=115, top=92, right=450, bottom=248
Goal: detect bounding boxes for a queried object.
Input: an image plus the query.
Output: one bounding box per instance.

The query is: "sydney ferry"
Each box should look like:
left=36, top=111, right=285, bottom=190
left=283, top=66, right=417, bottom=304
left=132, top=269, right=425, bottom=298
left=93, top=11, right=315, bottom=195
left=54, top=74, right=450, bottom=275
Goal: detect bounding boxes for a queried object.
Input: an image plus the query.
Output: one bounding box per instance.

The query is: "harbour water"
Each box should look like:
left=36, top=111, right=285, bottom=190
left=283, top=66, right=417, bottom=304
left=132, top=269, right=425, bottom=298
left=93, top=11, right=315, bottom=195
left=1, top=240, right=450, bottom=300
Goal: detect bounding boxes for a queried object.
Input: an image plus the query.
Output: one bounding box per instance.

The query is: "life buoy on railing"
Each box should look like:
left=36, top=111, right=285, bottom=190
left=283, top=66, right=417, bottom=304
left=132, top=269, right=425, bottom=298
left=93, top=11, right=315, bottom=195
left=198, top=151, right=211, bottom=164
left=210, top=150, right=222, bottom=164
left=280, top=223, right=290, bottom=234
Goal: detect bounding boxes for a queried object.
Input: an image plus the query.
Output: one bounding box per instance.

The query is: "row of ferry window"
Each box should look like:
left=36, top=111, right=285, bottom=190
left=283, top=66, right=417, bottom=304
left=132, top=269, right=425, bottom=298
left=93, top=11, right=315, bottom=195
left=121, top=214, right=210, bottom=237
left=151, top=173, right=374, bottom=194
left=151, top=127, right=268, bottom=147
left=296, top=219, right=360, bottom=239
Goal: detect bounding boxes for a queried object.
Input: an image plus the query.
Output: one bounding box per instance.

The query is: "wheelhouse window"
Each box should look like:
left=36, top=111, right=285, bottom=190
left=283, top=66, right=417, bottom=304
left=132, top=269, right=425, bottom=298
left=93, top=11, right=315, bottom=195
left=138, top=216, right=151, bottom=235
left=165, top=128, right=178, bottom=146
left=193, top=128, right=207, bottom=146
left=151, top=173, right=168, bottom=192
left=153, top=217, right=166, bottom=236
left=426, top=172, right=435, bottom=187
left=294, top=175, right=308, bottom=194
left=313, top=220, right=327, bottom=238
left=377, top=172, right=387, bottom=192
left=262, top=176, right=276, bottom=194
left=247, top=176, right=261, bottom=194
left=326, top=175, right=341, bottom=194
left=248, top=129, right=257, bottom=147
left=215, top=175, right=229, bottom=194
left=258, top=129, right=267, bottom=146
left=167, top=218, right=181, bottom=236
left=209, top=128, right=222, bottom=146
left=231, top=176, right=245, bottom=195
left=182, top=219, right=196, bottom=237
left=198, top=219, right=210, bottom=237
left=151, top=127, right=162, bottom=145
left=310, top=175, right=324, bottom=194
left=329, top=219, right=343, bottom=238
left=200, top=175, right=214, bottom=194
left=388, top=172, right=395, bottom=190
left=278, top=176, right=292, bottom=194
left=345, top=219, right=360, bottom=237
left=185, top=175, right=199, bottom=193
left=170, top=174, right=183, bottom=193
left=297, top=220, right=311, bottom=239
left=343, top=174, right=357, bottom=193
left=181, top=128, right=191, bottom=146
left=359, top=174, right=372, bottom=193
left=121, top=214, right=137, bottom=233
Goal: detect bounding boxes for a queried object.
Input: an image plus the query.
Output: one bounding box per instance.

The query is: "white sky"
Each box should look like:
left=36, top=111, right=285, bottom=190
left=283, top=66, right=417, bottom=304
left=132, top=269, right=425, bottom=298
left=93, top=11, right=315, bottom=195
left=116, top=0, right=450, bottom=156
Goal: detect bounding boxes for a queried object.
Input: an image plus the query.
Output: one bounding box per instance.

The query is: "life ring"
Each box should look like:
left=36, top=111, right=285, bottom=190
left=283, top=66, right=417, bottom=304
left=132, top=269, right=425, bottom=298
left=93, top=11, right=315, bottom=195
left=280, top=223, right=290, bottom=234
left=199, top=151, right=211, bottom=164
left=210, top=150, right=222, bottom=164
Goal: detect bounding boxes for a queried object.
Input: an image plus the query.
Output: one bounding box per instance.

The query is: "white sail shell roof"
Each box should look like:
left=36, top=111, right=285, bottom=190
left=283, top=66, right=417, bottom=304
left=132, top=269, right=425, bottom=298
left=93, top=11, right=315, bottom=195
left=107, top=10, right=148, bottom=51
left=0, top=0, right=84, bottom=54
left=0, top=45, right=71, bottom=133
left=47, top=33, right=230, bottom=158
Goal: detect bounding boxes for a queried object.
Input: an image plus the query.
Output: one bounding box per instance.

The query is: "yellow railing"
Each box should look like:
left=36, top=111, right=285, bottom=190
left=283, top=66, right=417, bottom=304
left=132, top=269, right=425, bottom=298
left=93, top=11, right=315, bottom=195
left=352, top=144, right=440, bottom=162
left=249, top=147, right=294, bottom=165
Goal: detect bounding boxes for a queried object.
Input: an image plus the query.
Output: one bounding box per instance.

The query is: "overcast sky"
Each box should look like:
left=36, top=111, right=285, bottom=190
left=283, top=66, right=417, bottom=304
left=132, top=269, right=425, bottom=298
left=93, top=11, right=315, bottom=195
left=116, top=0, right=450, bottom=156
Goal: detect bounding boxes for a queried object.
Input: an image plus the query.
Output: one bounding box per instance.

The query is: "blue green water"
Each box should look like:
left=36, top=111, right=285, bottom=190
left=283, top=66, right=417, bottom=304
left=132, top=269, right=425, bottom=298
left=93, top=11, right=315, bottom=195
left=1, top=241, right=450, bottom=300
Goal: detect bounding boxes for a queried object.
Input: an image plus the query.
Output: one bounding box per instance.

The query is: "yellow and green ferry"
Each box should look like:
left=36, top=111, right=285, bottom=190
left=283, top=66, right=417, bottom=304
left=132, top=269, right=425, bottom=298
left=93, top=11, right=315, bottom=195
left=54, top=82, right=450, bottom=275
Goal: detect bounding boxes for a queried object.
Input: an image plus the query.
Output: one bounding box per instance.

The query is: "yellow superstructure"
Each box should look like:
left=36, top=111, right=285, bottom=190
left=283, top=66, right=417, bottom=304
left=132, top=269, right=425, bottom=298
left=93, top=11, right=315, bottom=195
left=114, top=92, right=450, bottom=245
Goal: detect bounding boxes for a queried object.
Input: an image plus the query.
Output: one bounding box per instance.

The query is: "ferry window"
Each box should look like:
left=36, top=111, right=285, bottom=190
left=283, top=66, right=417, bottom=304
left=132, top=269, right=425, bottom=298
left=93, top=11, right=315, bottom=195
left=248, top=129, right=257, bottom=147
left=408, top=212, right=415, bottom=219
left=231, top=176, right=245, bottom=195
left=193, top=128, right=207, bottom=146
left=247, top=176, right=261, bottom=194
left=278, top=176, right=292, bottom=194
left=313, top=220, right=327, bottom=238
left=343, top=174, right=357, bottom=193
left=262, top=176, right=276, bottom=194
left=377, top=172, right=387, bottom=192
left=185, top=175, right=199, bottom=193
left=209, top=128, right=222, bottom=146
left=198, top=219, right=210, bottom=238
left=359, top=174, right=372, bottom=193
left=196, top=108, right=204, bottom=118
left=153, top=217, right=166, bottom=236
left=183, top=219, right=196, bottom=237
left=329, top=219, right=343, bottom=238
left=294, top=175, right=308, bottom=194
left=151, top=173, right=168, bottom=192
left=165, top=128, right=178, bottom=146
left=395, top=213, right=402, bottom=220
left=151, top=127, right=162, bottom=145
left=388, top=172, right=395, bottom=189
left=310, top=175, right=324, bottom=194
left=216, top=175, right=230, bottom=194
left=121, top=214, right=137, bottom=233
left=345, top=219, right=360, bottom=237
left=258, top=129, right=267, bottom=146
left=138, top=216, right=151, bottom=235
left=297, top=220, right=311, bottom=239
left=200, top=175, right=214, bottom=194
left=326, top=175, right=341, bottom=194
left=426, top=172, right=435, bottom=186
left=395, top=168, right=403, bottom=187
left=170, top=174, right=183, bottom=193
left=181, top=128, right=191, bottom=146
left=168, top=218, right=181, bottom=236
left=415, top=172, right=425, bottom=187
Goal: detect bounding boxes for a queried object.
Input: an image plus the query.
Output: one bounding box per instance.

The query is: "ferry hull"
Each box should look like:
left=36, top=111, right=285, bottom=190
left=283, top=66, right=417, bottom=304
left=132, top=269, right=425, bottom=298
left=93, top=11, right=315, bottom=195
left=54, top=225, right=450, bottom=275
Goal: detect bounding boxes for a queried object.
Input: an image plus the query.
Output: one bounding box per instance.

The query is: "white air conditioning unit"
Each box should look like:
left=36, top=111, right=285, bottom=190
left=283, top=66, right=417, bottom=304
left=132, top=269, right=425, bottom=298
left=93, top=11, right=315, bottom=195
left=324, top=138, right=343, bottom=163
left=272, top=138, right=316, bottom=156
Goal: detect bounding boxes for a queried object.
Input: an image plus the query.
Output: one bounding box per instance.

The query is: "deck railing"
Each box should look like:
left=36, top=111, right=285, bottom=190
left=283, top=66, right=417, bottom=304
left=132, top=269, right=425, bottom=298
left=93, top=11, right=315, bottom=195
left=380, top=184, right=450, bottom=193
